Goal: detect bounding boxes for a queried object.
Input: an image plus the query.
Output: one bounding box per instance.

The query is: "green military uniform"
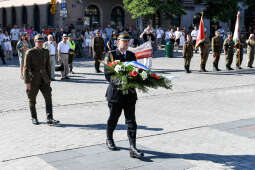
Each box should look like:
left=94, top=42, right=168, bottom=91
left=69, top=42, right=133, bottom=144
left=183, top=40, right=193, bottom=73
left=212, top=35, right=223, bottom=71
left=198, top=37, right=210, bottom=72
left=23, top=35, right=59, bottom=125
left=234, top=39, right=245, bottom=69
left=246, top=39, right=255, bottom=68
left=223, top=37, right=234, bottom=70
left=92, top=35, right=105, bottom=73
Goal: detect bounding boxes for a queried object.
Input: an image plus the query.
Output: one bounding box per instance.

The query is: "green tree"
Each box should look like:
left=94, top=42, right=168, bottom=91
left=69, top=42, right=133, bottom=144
left=123, top=0, right=186, bottom=19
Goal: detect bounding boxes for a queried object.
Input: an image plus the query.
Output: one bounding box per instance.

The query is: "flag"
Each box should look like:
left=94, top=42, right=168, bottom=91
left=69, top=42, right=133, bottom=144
left=233, top=11, right=240, bottom=44
left=128, top=41, right=153, bottom=59
left=195, top=14, right=205, bottom=48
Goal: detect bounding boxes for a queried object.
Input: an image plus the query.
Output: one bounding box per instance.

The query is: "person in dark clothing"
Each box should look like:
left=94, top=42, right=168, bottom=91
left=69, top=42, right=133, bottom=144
left=0, top=45, right=6, bottom=64
left=104, top=32, right=144, bottom=159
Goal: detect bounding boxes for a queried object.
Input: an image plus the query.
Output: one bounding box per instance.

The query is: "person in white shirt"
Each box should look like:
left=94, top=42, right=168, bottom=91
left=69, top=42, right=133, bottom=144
left=43, top=35, right=57, bottom=80
left=10, top=25, right=20, bottom=56
left=165, top=29, right=170, bottom=44
left=84, top=29, right=93, bottom=57
left=3, top=31, right=12, bottom=60
left=57, top=34, right=71, bottom=80
left=174, top=27, right=182, bottom=52
left=169, top=28, right=176, bottom=44
left=156, top=27, right=164, bottom=48
left=191, top=26, right=199, bottom=53
left=0, top=30, right=4, bottom=47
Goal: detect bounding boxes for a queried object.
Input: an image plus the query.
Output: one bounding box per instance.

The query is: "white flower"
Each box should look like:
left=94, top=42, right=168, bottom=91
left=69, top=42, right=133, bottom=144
left=114, top=64, right=123, bottom=73
left=141, top=71, right=148, bottom=80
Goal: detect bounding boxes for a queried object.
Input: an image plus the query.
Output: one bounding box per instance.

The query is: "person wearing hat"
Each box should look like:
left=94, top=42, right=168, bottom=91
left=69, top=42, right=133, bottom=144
left=23, top=34, right=60, bottom=125
left=212, top=31, right=223, bottom=71
left=246, top=34, right=255, bottom=68
left=92, top=30, right=105, bottom=73
left=57, top=34, right=71, bottom=79
left=104, top=32, right=144, bottom=159
left=223, top=32, right=235, bottom=70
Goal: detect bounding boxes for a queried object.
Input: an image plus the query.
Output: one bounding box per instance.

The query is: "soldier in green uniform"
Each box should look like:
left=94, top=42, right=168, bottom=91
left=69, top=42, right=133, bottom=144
left=223, top=32, right=235, bottom=70
left=234, top=34, right=245, bottom=70
left=246, top=34, right=255, bottom=68
left=198, top=31, right=210, bottom=72
left=23, top=34, right=60, bottom=125
left=92, top=31, right=105, bottom=73
left=212, top=31, right=223, bottom=71
left=183, top=34, right=193, bottom=73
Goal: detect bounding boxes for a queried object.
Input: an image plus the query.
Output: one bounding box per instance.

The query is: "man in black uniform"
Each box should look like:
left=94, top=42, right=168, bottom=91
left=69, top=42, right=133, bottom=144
left=104, top=32, right=144, bottom=159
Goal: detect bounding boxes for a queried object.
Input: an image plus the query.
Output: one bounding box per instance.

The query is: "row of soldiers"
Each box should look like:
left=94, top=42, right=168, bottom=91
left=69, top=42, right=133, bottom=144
left=183, top=31, right=255, bottom=73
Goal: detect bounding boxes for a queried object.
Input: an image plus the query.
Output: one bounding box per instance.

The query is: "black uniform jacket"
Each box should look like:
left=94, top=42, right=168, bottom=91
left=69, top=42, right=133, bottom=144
left=104, top=49, right=137, bottom=103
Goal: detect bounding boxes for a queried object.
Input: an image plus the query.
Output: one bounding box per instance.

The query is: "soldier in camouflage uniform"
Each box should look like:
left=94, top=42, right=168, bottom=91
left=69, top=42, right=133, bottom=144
left=183, top=34, right=193, bottom=73
left=212, top=31, right=223, bottom=71
left=246, top=34, right=255, bottom=68
left=23, top=34, right=60, bottom=125
left=223, top=32, right=235, bottom=70
left=234, top=34, right=245, bottom=70
left=198, top=31, right=210, bottom=72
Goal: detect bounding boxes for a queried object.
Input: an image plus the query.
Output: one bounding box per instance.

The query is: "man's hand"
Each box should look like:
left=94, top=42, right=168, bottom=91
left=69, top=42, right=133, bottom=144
left=26, top=84, right=31, bottom=90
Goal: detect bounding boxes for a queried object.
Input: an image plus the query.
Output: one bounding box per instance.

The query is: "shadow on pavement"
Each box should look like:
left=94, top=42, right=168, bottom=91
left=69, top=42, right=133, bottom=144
left=55, top=123, right=163, bottom=131
left=118, top=147, right=255, bottom=169
left=59, top=78, right=107, bottom=84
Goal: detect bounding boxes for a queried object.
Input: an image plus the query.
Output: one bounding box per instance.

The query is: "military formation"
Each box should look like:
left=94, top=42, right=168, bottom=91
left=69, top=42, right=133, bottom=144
left=182, top=31, right=255, bottom=73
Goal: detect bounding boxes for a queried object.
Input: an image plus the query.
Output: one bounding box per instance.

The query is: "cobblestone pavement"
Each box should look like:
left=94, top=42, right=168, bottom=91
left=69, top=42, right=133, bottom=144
left=1, top=50, right=255, bottom=169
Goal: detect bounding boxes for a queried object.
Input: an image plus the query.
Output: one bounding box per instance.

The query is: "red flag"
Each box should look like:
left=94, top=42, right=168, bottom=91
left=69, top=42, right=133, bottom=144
left=195, top=16, right=205, bottom=48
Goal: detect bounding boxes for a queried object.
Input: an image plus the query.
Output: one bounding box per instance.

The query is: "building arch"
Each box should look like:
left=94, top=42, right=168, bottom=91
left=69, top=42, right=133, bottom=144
left=2, top=8, right=7, bottom=27
left=110, top=6, right=125, bottom=28
left=84, top=4, right=101, bottom=29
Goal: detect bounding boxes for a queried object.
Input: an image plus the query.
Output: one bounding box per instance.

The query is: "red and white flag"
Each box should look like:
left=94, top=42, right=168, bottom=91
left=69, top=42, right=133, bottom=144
left=195, top=14, right=205, bottom=48
left=128, top=41, right=153, bottom=59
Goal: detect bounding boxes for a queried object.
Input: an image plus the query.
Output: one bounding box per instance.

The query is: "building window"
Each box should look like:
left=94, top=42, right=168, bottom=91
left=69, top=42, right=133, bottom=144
left=47, top=4, right=55, bottom=27
left=22, top=6, right=27, bottom=25
left=2, top=8, right=7, bottom=27
left=11, top=7, right=17, bottom=26
left=33, top=5, right=40, bottom=31
left=170, top=15, right=181, bottom=27
left=111, top=7, right=125, bottom=28
left=84, top=5, right=100, bottom=29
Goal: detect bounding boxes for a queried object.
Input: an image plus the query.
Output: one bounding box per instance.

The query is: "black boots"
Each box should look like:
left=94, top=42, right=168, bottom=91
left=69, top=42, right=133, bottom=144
left=200, top=65, right=207, bottom=72
left=213, top=63, right=221, bottom=71
left=106, top=139, right=118, bottom=151
left=95, top=62, right=102, bottom=73
left=46, top=104, right=60, bottom=125
left=128, top=130, right=144, bottom=159
left=226, top=66, right=234, bottom=71
left=30, top=104, right=39, bottom=125
left=185, top=66, right=191, bottom=73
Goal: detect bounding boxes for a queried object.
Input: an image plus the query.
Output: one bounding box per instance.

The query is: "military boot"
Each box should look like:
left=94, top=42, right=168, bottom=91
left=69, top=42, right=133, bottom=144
left=106, top=128, right=118, bottom=151
left=128, top=130, right=144, bottom=159
left=46, top=104, right=60, bottom=125
left=30, top=104, right=39, bottom=125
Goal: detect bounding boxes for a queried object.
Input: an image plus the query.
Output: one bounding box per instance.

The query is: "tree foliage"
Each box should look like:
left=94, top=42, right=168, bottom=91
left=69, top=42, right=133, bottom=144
left=123, top=0, right=186, bottom=19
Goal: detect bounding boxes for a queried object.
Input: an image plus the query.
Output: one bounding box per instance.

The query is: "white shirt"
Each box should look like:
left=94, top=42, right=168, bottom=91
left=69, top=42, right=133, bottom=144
left=175, top=31, right=182, bottom=39
left=156, top=29, right=164, bottom=38
left=49, top=41, right=56, bottom=55
left=191, top=30, right=199, bottom=40
left=58, top=41, right=70, bottom=53
left=10, top=28, right=20, bottom=41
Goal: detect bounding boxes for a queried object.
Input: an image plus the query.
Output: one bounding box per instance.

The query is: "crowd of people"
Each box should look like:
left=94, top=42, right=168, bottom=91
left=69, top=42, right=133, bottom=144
left=1, top=24, right=255, bottom=76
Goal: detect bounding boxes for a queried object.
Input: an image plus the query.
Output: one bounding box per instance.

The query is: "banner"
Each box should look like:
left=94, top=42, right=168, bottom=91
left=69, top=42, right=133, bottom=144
left=233, top=11, right=240, bottom=44
left=195, top=14, right=205, bottom=48
left=128, top=41, right=152, bottom=59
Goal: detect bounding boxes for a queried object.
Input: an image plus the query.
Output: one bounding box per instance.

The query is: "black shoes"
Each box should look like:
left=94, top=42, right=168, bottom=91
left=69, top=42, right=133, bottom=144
left=130, top=146, right=144, bottom=159
left=106, top=139, right=118, bottom=151
left=32, top=118, right=39, bottom=125
left=47, top=119, right=60, bottom=125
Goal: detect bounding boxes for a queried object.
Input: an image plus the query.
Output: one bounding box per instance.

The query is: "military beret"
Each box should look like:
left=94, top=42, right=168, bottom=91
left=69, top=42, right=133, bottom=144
left=34, top=34, right=44, bottom=41
left=118, top=32, right=130, bottom=40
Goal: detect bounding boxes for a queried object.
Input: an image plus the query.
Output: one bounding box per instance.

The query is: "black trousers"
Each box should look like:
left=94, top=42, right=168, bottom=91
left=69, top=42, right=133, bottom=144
left=0, top=55, right=6, bottom=64
left=107, top=102, right=137, bottom=139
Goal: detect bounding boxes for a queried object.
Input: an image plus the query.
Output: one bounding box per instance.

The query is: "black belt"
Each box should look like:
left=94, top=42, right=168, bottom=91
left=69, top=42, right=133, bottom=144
left=50, top=54, right=55, bottom=56
left=61, top=53, right=69, bottom=54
